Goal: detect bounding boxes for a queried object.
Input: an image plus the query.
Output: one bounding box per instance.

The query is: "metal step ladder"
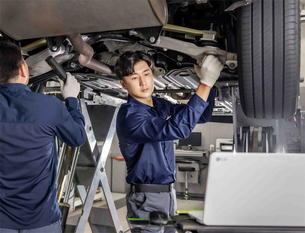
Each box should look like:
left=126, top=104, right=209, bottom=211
left=59, top=93, right=126, bottom=233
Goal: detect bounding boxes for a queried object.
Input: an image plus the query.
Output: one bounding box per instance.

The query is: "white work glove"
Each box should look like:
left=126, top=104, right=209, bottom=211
left=58, top=72, right=80, bottom=99
left=194, top=55, right=224, bottom=88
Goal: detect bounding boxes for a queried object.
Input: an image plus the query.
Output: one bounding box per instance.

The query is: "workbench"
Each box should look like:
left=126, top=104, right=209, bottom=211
left=175, top=150, right=209, bottom=198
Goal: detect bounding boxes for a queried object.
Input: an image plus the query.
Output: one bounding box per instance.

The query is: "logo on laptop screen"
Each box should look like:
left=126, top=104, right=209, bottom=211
left=216, top=157, right=227, bottom=161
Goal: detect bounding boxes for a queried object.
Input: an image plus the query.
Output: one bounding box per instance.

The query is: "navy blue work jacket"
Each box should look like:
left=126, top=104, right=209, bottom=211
left=0, top=83, right=86, bottom=229
left=116, top=90, right=215, bottom=185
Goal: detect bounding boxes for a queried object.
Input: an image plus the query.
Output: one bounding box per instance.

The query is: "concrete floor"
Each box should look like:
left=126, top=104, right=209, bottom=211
left=66, top=192, right=204, bottom=233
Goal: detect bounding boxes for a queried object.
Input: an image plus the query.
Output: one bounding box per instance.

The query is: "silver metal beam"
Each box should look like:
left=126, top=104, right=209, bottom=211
left=63, top=148, right=80, bottom=203
left=100, top=168, right=123, bottom=233
left=301, top=111, right=305, bottom=153
left=77, top=185, right=87, bottom=204
left=80, top=99, right=98, bottom=156
left=56, top=143, right=67, bottom=183
left=232, top=87, right=240, bottom=152
left=245, top=132, right=249, bottom=153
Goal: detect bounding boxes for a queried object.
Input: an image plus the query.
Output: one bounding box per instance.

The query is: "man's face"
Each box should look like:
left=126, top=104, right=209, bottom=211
left=120, top=61, right=154, bottom=103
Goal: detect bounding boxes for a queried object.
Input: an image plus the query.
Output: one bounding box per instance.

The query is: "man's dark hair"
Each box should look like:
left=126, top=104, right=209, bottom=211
left=114, top=51, right=152, bottom=80
left=0, top=40, right=24, bottom=85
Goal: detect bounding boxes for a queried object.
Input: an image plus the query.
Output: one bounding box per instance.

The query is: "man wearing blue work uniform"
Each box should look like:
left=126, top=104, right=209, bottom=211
left=114, top=51, right=223, bottom=232
left=0, top=41, right=86, bottom=232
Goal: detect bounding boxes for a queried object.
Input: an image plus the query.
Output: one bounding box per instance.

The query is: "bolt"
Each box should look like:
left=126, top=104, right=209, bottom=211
left=196, top=0, right=208, bottom=4
left=149, top=36, right=156, bottom=43
left=147, top=50, right=155, bottom=56
left=70, top=62, right=77, bottom=69
left=52, top=46, right=58, bottom=51
left=177, top=55, right=184, bottom=62
left=129, top=30, right=138, bottom=36
left=181, top=2, right=188, bottom=7
left=229, top=63, right=236, bottom=69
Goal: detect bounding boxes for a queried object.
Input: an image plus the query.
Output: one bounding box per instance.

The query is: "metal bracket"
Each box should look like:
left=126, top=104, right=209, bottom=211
left=45, top=36, right=67, bottom=52
left=83, top=89, right=126, bottom=107
left=137, top=26, right=163, bottom=44
left=199, top=30, right=217, bottom=43
left=225, top=0, right=253, bottom=12
left=153, top=36, right=237, bottom=65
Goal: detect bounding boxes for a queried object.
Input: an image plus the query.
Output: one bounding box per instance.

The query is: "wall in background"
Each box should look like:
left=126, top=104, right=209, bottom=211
left=108, top=133, right=129, bottom=193
left=176, top=122, right=234, bottom=151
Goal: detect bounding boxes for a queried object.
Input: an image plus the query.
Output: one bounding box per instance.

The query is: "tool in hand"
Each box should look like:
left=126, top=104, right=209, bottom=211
left=45, top=56, right=67, bottom=82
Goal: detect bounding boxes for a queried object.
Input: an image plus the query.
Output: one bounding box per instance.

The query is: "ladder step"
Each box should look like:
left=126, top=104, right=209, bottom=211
left=91, top=225, right=116, bottom=233
left=65, top=207, right=115, bottom=227
left=101, top=197, right=126, bottom=210
left=65, top=224, right=116, bottom=233
left=65, top=207, right=116, bottom=233
left=90, top=207, right=114, bottom=226
left=64, top=224, right=76, bottom=233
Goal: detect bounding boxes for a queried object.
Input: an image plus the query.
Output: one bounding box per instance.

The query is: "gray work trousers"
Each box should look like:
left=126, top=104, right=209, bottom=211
left=0, top=220, right=61, bottom=233
left=126, top=187, right=177, bottom=233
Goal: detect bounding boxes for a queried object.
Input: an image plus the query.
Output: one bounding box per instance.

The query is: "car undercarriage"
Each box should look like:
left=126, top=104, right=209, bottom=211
left=0, top=0, right=303, bottom=152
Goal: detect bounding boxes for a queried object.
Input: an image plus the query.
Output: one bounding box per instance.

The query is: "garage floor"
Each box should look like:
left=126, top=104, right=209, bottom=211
left=66, top=193, right=204, bottom=233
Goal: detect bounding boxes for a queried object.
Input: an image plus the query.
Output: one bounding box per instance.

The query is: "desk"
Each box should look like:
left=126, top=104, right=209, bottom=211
left=129, top=216, right=305, bottom=233
left=175, top=149, right=208, bottom=158
left=175, top=150, right=209, bottom=166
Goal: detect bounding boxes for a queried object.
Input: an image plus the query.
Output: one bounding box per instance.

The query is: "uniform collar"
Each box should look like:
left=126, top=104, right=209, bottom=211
left=0, top=83, right=31, bottom=92
left=127, top=95, right=158, bottom=109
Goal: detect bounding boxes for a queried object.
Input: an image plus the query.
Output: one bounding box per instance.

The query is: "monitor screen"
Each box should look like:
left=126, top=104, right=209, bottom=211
left=179, top=132, right=202, bottom=147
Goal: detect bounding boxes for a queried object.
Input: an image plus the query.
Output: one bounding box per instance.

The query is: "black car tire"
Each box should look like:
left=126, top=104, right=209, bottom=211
left=237, top=0, right=300, bottom=119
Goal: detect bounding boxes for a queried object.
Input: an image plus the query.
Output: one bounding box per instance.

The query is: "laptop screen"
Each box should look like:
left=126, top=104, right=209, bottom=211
left=203, top=153, right=305, bottom=227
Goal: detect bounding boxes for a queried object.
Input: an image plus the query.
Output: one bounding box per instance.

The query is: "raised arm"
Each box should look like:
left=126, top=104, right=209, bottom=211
left=55, top=73, right=86, bottom=147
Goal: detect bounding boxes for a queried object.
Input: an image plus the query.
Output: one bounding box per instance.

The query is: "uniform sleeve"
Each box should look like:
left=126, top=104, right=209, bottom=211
left=117, top=94, right=210, bottom=144
left=197, top=88, right=215, bottom=123
left=169, top=89, right=215, bottom=124
left=54, top=97, right=86, bottom=147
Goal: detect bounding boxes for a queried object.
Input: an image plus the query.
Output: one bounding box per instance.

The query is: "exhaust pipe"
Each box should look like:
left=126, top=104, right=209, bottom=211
left=67, top=34, right=112, bottom=75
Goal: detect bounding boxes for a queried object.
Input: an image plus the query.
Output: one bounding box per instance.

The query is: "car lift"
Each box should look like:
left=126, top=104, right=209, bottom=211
left=231, top=88, right=304, bottom=153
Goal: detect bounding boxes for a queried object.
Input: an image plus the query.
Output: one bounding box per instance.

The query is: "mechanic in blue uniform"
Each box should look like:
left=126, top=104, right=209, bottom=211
left=0, top=41, right=86, bottom=232
left=114, top=51, right=223, bottom=232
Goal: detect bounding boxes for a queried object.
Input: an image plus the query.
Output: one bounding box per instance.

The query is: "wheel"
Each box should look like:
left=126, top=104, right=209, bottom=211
left=237, top=0, right=300, bottom=119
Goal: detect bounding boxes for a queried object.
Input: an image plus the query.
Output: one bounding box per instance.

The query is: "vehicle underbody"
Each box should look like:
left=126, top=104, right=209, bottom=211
left=0, top=0, right=301, bottom=120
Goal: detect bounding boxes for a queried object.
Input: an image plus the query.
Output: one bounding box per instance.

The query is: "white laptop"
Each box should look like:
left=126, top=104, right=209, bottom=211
left=188, top=152, right=305, bottom=227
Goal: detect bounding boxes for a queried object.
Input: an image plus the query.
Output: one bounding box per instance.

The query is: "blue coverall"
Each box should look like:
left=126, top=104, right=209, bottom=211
left=0, top=83, right=86, bottom=229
